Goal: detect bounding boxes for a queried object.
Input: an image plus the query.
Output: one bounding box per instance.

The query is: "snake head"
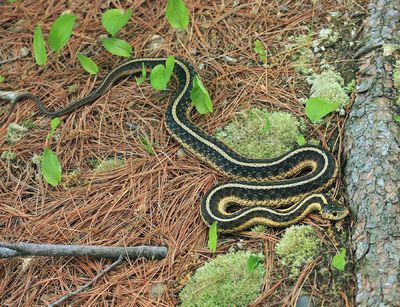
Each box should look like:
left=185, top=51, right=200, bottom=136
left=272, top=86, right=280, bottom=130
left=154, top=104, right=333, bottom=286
left=320, top=198, right=349, bottom=221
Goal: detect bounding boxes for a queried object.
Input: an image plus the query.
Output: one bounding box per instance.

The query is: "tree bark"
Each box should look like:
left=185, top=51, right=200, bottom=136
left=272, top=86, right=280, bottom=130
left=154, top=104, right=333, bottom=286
left=343, top=0, right=400, bottom=305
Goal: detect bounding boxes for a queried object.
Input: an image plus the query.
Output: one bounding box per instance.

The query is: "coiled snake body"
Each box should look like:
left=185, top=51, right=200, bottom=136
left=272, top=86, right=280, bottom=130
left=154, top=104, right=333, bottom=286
left=8, top=57, right=349, bottom=232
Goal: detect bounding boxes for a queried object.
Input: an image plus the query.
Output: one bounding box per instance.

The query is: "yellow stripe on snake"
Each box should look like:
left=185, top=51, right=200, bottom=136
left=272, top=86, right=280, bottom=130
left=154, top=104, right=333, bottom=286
left=8, top=57, right=349, bottom=232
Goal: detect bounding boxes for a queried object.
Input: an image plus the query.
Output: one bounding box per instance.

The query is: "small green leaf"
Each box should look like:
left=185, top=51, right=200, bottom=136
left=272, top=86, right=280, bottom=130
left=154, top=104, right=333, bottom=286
left=207, top=221, right=218, bottom=253
left=246, top=254, right=263, bottom=272
left=394, top=115, right=400, bottom=123
left=260, top=114, right=271, bottom=133
left=77, top=53, right=99, bottom=75
left=48, top=14, right=76, bottom=53
left=297, top=134, right=306, bottom=146
left=254, top=39, right=267, bottom=64
left=7, top=0, right=17, bottom=4
left=33, top=24, right=47, bottom=66
left=139, top=135, right=155, bottom=156
left=47, top=117, right=61, bottom=141
left=41, top=148, right=62, bottom=187
left=166, top=0, right=189, bottom=29
left=150, top=64, right=168, bottom=90
left=0, top=76, right=5, bottom=83
left=332, top=248, right=347, bottom=271
left=102, top=8, right=132, bottom=36
left=191, top=75, right=213, bottom=114
left=102, top=37, right=132, bottom=57
left=50, top=117, right=61, bottom=132
left=165, top=55, right=175, bottom=80
left=305, top=97, right=339, bottom=123
left=135, top=63, right=147, bottom=85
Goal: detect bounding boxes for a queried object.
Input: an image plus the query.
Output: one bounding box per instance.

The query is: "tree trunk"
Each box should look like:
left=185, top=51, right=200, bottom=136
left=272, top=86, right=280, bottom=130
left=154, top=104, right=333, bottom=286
left=343, top=0, right=400, bottom=305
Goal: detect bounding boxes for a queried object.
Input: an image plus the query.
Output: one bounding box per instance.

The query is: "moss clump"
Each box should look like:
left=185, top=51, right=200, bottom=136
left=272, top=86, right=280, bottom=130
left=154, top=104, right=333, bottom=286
left=6, top=123, right=28, bottom=144
left=307, top=70, right=349, bottom=110
left=179, top=251, right=265, bottom=307
left=275, top=225, right=321, bottom=277
left=215, top=108, right=305, bottom=159
left=251, top=225, right=268, bottom=234
left=1, top=150, right=17, bottom=162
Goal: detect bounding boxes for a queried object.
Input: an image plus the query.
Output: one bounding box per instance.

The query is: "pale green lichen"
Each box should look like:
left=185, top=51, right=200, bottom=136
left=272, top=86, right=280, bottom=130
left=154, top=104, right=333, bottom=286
left=394, top=60, right=400, bottom=89
left=287, top=33, right=315, bottom=75
left=317, top=28, right=339, bottom=44
left=1, top=150, right=17, bottom=162
left=179, top=251, right=264, bottom=307
left=307, top=69, right=350, bottom=110
left=92, top=157, right=124, bottom=172
left=275, top=225, right=321, bottom=277
left=215, top=108, right=305, bottom=159
left=393, top=60, right=400, bottom=105
left=6, top=123, right=28, bottom=144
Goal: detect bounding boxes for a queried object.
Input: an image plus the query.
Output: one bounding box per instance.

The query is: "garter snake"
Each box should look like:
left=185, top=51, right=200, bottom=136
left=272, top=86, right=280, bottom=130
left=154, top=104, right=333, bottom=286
left=6, top=57, right=349, bottom=232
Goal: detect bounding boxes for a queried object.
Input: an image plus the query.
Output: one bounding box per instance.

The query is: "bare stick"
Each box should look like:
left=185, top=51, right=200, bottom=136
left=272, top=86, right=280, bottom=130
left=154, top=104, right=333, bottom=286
left=0, top=242, right=167, bottom=260
left=48, top=254, right=125, bottom=307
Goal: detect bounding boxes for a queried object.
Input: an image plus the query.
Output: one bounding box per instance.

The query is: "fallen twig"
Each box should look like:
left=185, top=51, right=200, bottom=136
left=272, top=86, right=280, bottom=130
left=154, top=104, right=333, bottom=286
left=48, top=254, right=125, bottom=307
left=0, top=241, right=168, bottom=260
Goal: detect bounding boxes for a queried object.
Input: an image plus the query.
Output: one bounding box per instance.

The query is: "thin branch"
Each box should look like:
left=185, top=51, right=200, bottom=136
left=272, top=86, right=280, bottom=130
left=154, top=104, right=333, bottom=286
left=48, top=254, right=125, bottom=307
left=0, top=242, right=168, bottom=260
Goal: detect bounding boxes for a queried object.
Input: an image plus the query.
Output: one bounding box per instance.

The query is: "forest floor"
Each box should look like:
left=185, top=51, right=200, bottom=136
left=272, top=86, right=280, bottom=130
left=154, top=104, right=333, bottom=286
left=0, top=1, right=367, bottom=306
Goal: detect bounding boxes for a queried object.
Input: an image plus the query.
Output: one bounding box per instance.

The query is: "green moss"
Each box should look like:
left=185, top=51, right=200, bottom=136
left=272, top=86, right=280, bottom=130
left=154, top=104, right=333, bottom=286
left=179, top=251, right=264, bottom=307
left=6, top=123, right=28, bottom=144
left=1, top=150, right=17, bottom=162
left=307, top=69, right=349, bottom=110
left=251, top=225, right=268, bottom=234
left=215, top=108, right=305, bottom=159
left=275, top=225, right=321, bottom=277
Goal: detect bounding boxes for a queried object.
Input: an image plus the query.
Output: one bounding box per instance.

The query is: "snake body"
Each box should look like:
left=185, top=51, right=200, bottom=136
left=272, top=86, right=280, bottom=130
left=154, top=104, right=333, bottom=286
left=8, top=57, right=348, bottom=232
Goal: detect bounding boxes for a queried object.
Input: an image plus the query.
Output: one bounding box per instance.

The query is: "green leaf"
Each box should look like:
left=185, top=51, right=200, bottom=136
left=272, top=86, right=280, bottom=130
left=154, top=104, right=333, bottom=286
left=191, top=75, right=213, bottom=114
left=47, top=117, right=61, bottom=141
left=7, top=0, right=17, bottom=4
left=260, top=114, right=271, bottom=133
left=254, top=39, right=267, bottom=64
left=150, top=64, right=168, bottom=90
left=102, top=37, right=132, bottom=57
left=41, top=148, right=62, bottom=187
left=102, top=8, right=132, bottom=36
left=165, top=55, right=175, bottom=80
left=77, top=53, right=99, bottom=75
left=207, top=221, right=218, bottom=253
left=48, top=14, right=76, bottom=53
left=297, top=134, right=306, bottom=146
left=305, top=97, right=339, bottom=123
left=166, top=0, right=189, bottom=29
left=135, top=63, right=147, bottom=85
left=332, top=248, right=346, bottom=271
left=33, top=24, right=47, bottom=66
left=394, top=115, right=400, bottom=123
left=246, top=254, right=263, bottom=272
left=139, top=135, right=155, bottom=156
left=0, top=76, right=5, bottom=83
